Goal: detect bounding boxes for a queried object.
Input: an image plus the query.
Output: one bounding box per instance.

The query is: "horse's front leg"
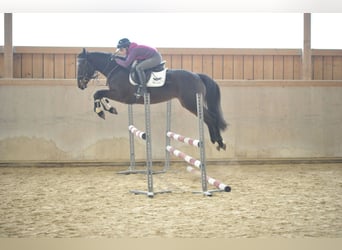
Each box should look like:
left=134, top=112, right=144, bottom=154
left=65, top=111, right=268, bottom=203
left=94, top=99, right=106, bottom=119
left=100, top=98, right=118, bottom=115
left=93, top=90, right=118, bottom=119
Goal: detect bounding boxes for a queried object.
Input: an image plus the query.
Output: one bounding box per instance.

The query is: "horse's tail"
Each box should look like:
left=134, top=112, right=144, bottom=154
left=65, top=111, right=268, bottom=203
left=198, top=73, right=228, bottom=131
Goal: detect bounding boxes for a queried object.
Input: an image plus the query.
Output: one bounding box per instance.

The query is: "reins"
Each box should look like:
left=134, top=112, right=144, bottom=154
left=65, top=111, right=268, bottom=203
left=93, top=54, right=121, bottom=81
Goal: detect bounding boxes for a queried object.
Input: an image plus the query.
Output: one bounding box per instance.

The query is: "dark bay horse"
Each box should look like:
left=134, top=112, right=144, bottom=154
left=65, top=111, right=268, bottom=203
left=77, top=48, right=227, bottom=150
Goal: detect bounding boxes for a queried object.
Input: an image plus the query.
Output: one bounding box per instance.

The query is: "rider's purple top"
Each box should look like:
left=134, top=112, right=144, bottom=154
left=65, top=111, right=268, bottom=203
left=115, top=42, right=158, bottom=68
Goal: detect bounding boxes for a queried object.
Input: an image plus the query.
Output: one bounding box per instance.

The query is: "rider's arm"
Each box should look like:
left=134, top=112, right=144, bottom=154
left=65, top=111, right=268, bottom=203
left=115, top=49, right=137, bottom=68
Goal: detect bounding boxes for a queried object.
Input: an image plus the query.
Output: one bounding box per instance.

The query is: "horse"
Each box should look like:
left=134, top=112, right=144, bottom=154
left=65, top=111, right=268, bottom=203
left=76, top=48, right=228, bottom=150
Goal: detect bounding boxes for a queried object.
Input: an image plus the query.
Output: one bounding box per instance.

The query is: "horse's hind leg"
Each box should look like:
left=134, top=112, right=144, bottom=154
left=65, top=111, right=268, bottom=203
left=215, top=134, right=226, bottom=151
left=179, top=97, right=225, bottom=150
left=203, top=108, right=226, bottom=150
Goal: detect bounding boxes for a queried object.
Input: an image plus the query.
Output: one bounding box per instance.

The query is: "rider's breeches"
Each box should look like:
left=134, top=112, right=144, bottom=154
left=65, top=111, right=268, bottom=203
left=135, top=52, right=162, bottom=84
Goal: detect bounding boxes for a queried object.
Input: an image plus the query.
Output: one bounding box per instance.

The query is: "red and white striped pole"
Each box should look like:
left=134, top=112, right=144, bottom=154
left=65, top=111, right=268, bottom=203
left=186, top=166, right=231, bottom=192
left=128, top=125, right=146, bottom=140
left=167, top=131, right=200, bottom=147
left=166, top=145, right=201, bottom=168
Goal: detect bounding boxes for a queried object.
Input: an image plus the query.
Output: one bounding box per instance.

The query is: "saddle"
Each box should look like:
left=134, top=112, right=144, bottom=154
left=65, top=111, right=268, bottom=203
left=129, top=61, right=168, bottom=87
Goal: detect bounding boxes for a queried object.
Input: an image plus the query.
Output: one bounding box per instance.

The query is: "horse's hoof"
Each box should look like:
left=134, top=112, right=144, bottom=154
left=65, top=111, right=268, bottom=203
left=109, top=107, right=118, bottom=115
left=97, top=111, right=105, bottom=120
left=216, top=142, right=227, bottom=151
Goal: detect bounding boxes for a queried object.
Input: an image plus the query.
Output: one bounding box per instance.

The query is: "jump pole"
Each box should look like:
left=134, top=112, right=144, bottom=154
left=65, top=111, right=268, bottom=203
left=195, top=93, right=212, bottom=196
left=186, top=166, right=231, bottom=192
left=130, top=92, right=171, bottom=198
left=164, top=100, right=172, bottom=171
left=166, top=93, right=230, bottom=195
left=117, top=104, right=146, bottom=175
left=167, top=131, right=201, bottom=147
left=166, top=145, right=228, bottom=194
left=165, top=93, right=211, bottom=196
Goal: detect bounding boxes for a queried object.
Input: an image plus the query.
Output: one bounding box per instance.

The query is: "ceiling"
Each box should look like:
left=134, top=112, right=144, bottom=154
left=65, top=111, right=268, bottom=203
left=1, top=0, right=340, bottom=12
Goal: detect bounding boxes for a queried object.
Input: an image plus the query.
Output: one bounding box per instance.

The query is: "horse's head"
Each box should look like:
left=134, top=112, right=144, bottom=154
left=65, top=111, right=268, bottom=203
left=77, top=48, right=96, bottom=90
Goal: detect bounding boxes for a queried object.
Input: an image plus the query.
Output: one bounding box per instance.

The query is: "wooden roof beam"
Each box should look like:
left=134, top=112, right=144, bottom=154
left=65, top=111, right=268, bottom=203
left=4, top=13, right=13, bottom=78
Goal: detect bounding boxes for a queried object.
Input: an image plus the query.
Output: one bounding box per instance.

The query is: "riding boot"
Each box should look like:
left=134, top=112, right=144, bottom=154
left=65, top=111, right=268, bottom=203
left=135, top=69, right=147, bottom=98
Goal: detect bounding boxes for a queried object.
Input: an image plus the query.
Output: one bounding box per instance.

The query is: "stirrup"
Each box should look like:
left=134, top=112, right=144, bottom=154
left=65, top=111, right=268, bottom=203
left=134, top=86, right=143, bottom=98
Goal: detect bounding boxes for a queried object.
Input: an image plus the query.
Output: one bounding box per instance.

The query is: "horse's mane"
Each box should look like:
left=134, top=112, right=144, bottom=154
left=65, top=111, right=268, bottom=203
left=86, top=51, right=113, bottom=62
left=84, top=51, right=132, bottom=75
left=89, top=51, right=113, bottom=57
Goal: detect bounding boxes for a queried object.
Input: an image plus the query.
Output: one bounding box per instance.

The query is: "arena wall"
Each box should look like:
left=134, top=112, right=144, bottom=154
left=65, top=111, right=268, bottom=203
left=0, top=80, right=341, bottom=164
left=0, top=47, right=342, bottom=164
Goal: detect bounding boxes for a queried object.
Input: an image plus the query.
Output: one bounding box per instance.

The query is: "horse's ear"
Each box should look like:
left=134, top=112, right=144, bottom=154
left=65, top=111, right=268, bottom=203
left=82, top=48, right=86, bottom=54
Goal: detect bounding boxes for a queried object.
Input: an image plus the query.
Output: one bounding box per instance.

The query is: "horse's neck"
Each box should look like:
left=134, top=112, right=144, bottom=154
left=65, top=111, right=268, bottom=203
left=90, top=53, right=113, bottom=77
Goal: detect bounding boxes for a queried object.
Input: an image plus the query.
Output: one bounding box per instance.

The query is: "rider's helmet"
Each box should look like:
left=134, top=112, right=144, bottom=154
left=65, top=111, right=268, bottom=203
left=117, top=38, right=131, bottom=49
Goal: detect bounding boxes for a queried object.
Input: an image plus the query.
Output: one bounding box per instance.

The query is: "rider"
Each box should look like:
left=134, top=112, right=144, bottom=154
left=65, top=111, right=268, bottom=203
left=114, top=38, right=162, bottom=98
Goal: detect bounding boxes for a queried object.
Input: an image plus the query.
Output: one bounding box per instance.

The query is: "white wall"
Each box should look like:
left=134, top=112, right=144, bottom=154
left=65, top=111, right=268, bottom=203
left=0, top=83, right=341, bottom=162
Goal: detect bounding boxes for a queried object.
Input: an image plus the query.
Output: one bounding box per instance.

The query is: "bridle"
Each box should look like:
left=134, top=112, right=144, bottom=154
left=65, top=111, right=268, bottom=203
left=77, top=53, right=122, bottom=87
left=77, top=57, right=98, bottom=85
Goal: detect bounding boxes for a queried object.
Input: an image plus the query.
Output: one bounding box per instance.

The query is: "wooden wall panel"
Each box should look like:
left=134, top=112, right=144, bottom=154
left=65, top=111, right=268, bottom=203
left=202, top=55, right=213, bottom=77
left=181, top=55, right=193, bottom=72
left=0, top=54, right=4, bottom=78
left=192, top=55, right=202, bottom=73
left=33, top=54, right=43, bottom=78
left=223, top=55, right=233, bottom=79
left=243, top=56, right=253, bottom=80
left=171, top=55, right=182, bottom=69
left=313, top=56, right=323, bottom=80
left=253, top=56, right=264, bottom=80
left=13, top=54, right=22, bottom=78
left=332, top=56, right=342, bottom=80
left=273, top=56, right=284, bottom=80
left=65, top=54, right=76, bottom=79
left=233, top=56, right=243, bottom=79
left=7, top=47, right=341, bottom=81
left=213, top=55, right=223, bottom=79
left=263, top=56, right=273, bottom=80
left=43, top=54, right=54, bottom=78
left=293, top=56, right=301, bottom=80
left=22, top=54, right=33, bottom=78
left=283, top=56, right=294, bottom=80
left=323, top=56, right=333, bottom=80
left=54, top=54, right=65, bottom=78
